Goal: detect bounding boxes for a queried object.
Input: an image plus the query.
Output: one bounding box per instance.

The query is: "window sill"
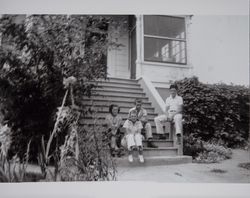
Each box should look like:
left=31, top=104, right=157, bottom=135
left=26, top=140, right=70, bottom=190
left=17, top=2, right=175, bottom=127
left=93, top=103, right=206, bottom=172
left=141, top=61, right=193, bottom=69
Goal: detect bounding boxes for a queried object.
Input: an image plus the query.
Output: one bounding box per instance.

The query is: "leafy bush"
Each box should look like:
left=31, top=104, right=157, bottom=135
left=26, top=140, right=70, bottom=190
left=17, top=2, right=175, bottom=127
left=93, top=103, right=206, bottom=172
left=183, top=134, right=232, bottom=163
left=183, top=134, right=204, bottom=158
left=193, top=141, right=232, bottom=163
left=238, top=162, right=250, bottom=170
left=59, top=110, right=116, bottom=181
left=176, top=77, right=249, bottom=148
left=0, top=123, right=31, bottom=182
left=203, top=141, right=232, bottom=159
left=0, top=15, right=109, bottom=160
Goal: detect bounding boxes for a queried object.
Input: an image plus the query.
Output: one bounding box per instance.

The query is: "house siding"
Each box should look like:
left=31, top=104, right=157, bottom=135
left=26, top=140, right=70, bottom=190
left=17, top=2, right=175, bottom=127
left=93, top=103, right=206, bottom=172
left=141, top=63, right=192, bottom=84
left=107, top=16, right=130, bottom=79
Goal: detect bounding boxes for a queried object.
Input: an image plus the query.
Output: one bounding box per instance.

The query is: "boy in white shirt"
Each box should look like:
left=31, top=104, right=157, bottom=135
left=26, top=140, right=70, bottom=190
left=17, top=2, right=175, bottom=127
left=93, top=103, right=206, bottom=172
left=154, top=84, right=183, bottom=144
left=122, top=110, right=144, bottom=163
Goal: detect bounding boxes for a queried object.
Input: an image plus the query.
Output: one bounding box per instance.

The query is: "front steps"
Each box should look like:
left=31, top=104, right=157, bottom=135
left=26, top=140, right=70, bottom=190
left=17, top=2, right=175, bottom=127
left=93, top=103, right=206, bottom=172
left=81, top=77, right=192, bottom=166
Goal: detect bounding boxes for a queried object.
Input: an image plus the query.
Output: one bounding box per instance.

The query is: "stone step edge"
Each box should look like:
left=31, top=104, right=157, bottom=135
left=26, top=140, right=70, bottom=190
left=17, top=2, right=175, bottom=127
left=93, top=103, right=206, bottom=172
left=115, top=155, right=192, bottom=166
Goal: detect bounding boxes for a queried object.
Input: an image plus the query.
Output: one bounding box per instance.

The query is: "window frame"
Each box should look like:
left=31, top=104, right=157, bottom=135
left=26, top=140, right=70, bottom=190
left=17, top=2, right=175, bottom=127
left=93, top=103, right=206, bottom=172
left=142, top=15, right=188, bottom=65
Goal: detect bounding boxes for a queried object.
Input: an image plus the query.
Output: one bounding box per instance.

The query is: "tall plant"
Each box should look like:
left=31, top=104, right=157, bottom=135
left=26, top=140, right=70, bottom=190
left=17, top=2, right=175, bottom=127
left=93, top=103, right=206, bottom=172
left=0, top=15, right=109, bottom=160
left=0, top=15, right=121, bottom=181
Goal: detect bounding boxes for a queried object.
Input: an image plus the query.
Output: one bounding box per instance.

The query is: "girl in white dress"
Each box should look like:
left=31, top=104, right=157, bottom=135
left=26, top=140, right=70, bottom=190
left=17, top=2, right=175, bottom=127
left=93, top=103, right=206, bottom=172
left=122, top=110, right=144, bottom=163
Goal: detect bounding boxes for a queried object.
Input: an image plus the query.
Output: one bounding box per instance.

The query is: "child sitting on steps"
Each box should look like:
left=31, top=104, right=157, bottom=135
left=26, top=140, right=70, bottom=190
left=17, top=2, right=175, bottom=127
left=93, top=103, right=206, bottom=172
left=105, top=104, right=123, bottom=156
left=122, top=110, right=144, bottom=163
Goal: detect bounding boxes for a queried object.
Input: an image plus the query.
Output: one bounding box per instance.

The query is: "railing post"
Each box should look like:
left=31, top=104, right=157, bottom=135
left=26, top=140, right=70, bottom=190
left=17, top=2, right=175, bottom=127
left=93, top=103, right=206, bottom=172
left=166, top=122, right=183, bottom=156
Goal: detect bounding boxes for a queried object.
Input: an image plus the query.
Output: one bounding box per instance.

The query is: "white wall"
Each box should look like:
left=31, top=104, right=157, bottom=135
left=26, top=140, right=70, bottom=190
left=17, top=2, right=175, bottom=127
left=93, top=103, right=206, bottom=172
left=141, top=63, right=192, bottom=85
left=107, top=16, right=130, bottom=79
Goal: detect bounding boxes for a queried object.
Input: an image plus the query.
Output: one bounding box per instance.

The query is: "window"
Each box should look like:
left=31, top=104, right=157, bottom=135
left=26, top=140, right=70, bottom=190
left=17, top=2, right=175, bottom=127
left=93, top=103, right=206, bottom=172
left=144, top=15, right=187, bottom=64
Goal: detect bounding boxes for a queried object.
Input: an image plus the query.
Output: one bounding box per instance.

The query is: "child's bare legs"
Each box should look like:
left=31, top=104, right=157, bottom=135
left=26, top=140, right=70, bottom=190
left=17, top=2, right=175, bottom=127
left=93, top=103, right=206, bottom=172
left=135, top=133, right=144, bottom=163
left=138, top=146, right=143, bottom=155
left=126, top=134, right=135, bottom=162
left=126, top=133, right=144, bottom=163
left=111, top=136, right=119, bottom=150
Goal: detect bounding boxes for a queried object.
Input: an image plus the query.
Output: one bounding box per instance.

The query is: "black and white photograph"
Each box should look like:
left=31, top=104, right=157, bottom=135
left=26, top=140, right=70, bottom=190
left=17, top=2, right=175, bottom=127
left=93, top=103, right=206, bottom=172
left=0, top=0, right=249, bottom=197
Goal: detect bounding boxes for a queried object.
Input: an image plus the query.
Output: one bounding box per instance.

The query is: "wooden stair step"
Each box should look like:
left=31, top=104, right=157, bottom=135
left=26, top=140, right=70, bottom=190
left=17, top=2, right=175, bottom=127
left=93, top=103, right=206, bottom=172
left=96, top=85, right=143, bottom=92
left=79, top=118, right=158, bottom=129
left=115, top=156, right=192, bottom=167
left=105, top=77, right=139, bottom=84
left=92, top=90, right=146, bottom=98
left=88, top=111, right=157, bottom=117
left=97, top=81, right=141, bottom=88
left=83, top=104, right=155, bottom=113
left=81, top=98, right=152, bottom=107
left=82, top=95, right=149, bottom=102
left=142, top=140, right=173, bottom=148
left=142, top=147, right=178, bottom=157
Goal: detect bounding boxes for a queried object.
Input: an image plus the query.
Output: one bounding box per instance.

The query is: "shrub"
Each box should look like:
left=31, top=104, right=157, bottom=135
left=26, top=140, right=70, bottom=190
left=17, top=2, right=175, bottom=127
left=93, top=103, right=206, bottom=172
left=59, top=111, right=116, bottom=181
left=238, top=162, right=250, bottom=170
left=0, top=15, right=109, bottom=161
left=193, top=142, right=232, bottom=163
left=183, top=134, right=204, bottom=158
left=0, top=123, right=31, bottom=182
left=176, top=77, right=249, bottom=148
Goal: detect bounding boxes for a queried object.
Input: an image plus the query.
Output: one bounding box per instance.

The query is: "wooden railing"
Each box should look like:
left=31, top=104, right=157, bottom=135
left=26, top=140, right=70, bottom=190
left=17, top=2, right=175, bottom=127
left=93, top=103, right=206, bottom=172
left=165, top=122, right=183, bottom=155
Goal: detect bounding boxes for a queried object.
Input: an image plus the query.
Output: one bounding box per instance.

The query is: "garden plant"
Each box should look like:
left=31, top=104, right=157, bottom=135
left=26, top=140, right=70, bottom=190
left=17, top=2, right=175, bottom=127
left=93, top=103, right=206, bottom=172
left=0, top=15, right=120, bottom=181
left=175, top=77, right=249, bottom=163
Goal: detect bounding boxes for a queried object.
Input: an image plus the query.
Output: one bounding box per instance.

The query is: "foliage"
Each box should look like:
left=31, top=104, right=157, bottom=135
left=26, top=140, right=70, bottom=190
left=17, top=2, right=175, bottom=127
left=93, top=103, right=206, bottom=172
left=238, top=162, right=250, bottom=170
left=0, top=123, right=31, bottom=182
left=183, top=135, right=232, bottom=163
left=183, top=134, right=204, bottom=158
left=176, top=77, right=249, bottom=148
left=193, top=142, right=232, bottom=163
left=59, top=106, right=116, bottom=181
left=0, top=123, right=12, bottom=157
left=0, top=15, right=110, bottom=160
left=77, top=125, right=116, bottom=181
left=59, top=122, right=80, bottom=181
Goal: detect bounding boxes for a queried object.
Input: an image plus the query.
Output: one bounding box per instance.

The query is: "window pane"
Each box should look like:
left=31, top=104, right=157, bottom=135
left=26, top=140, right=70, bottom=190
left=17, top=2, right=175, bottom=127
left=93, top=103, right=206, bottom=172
left=144, top=37, right=186, bottom=64
left=144, top=15, right=186, bottom=39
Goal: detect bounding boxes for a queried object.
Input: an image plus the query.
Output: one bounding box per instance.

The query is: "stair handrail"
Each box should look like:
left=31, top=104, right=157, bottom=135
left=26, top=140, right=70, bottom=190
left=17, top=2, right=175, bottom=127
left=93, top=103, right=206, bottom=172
left=137, top=76, right=165, bottom=115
